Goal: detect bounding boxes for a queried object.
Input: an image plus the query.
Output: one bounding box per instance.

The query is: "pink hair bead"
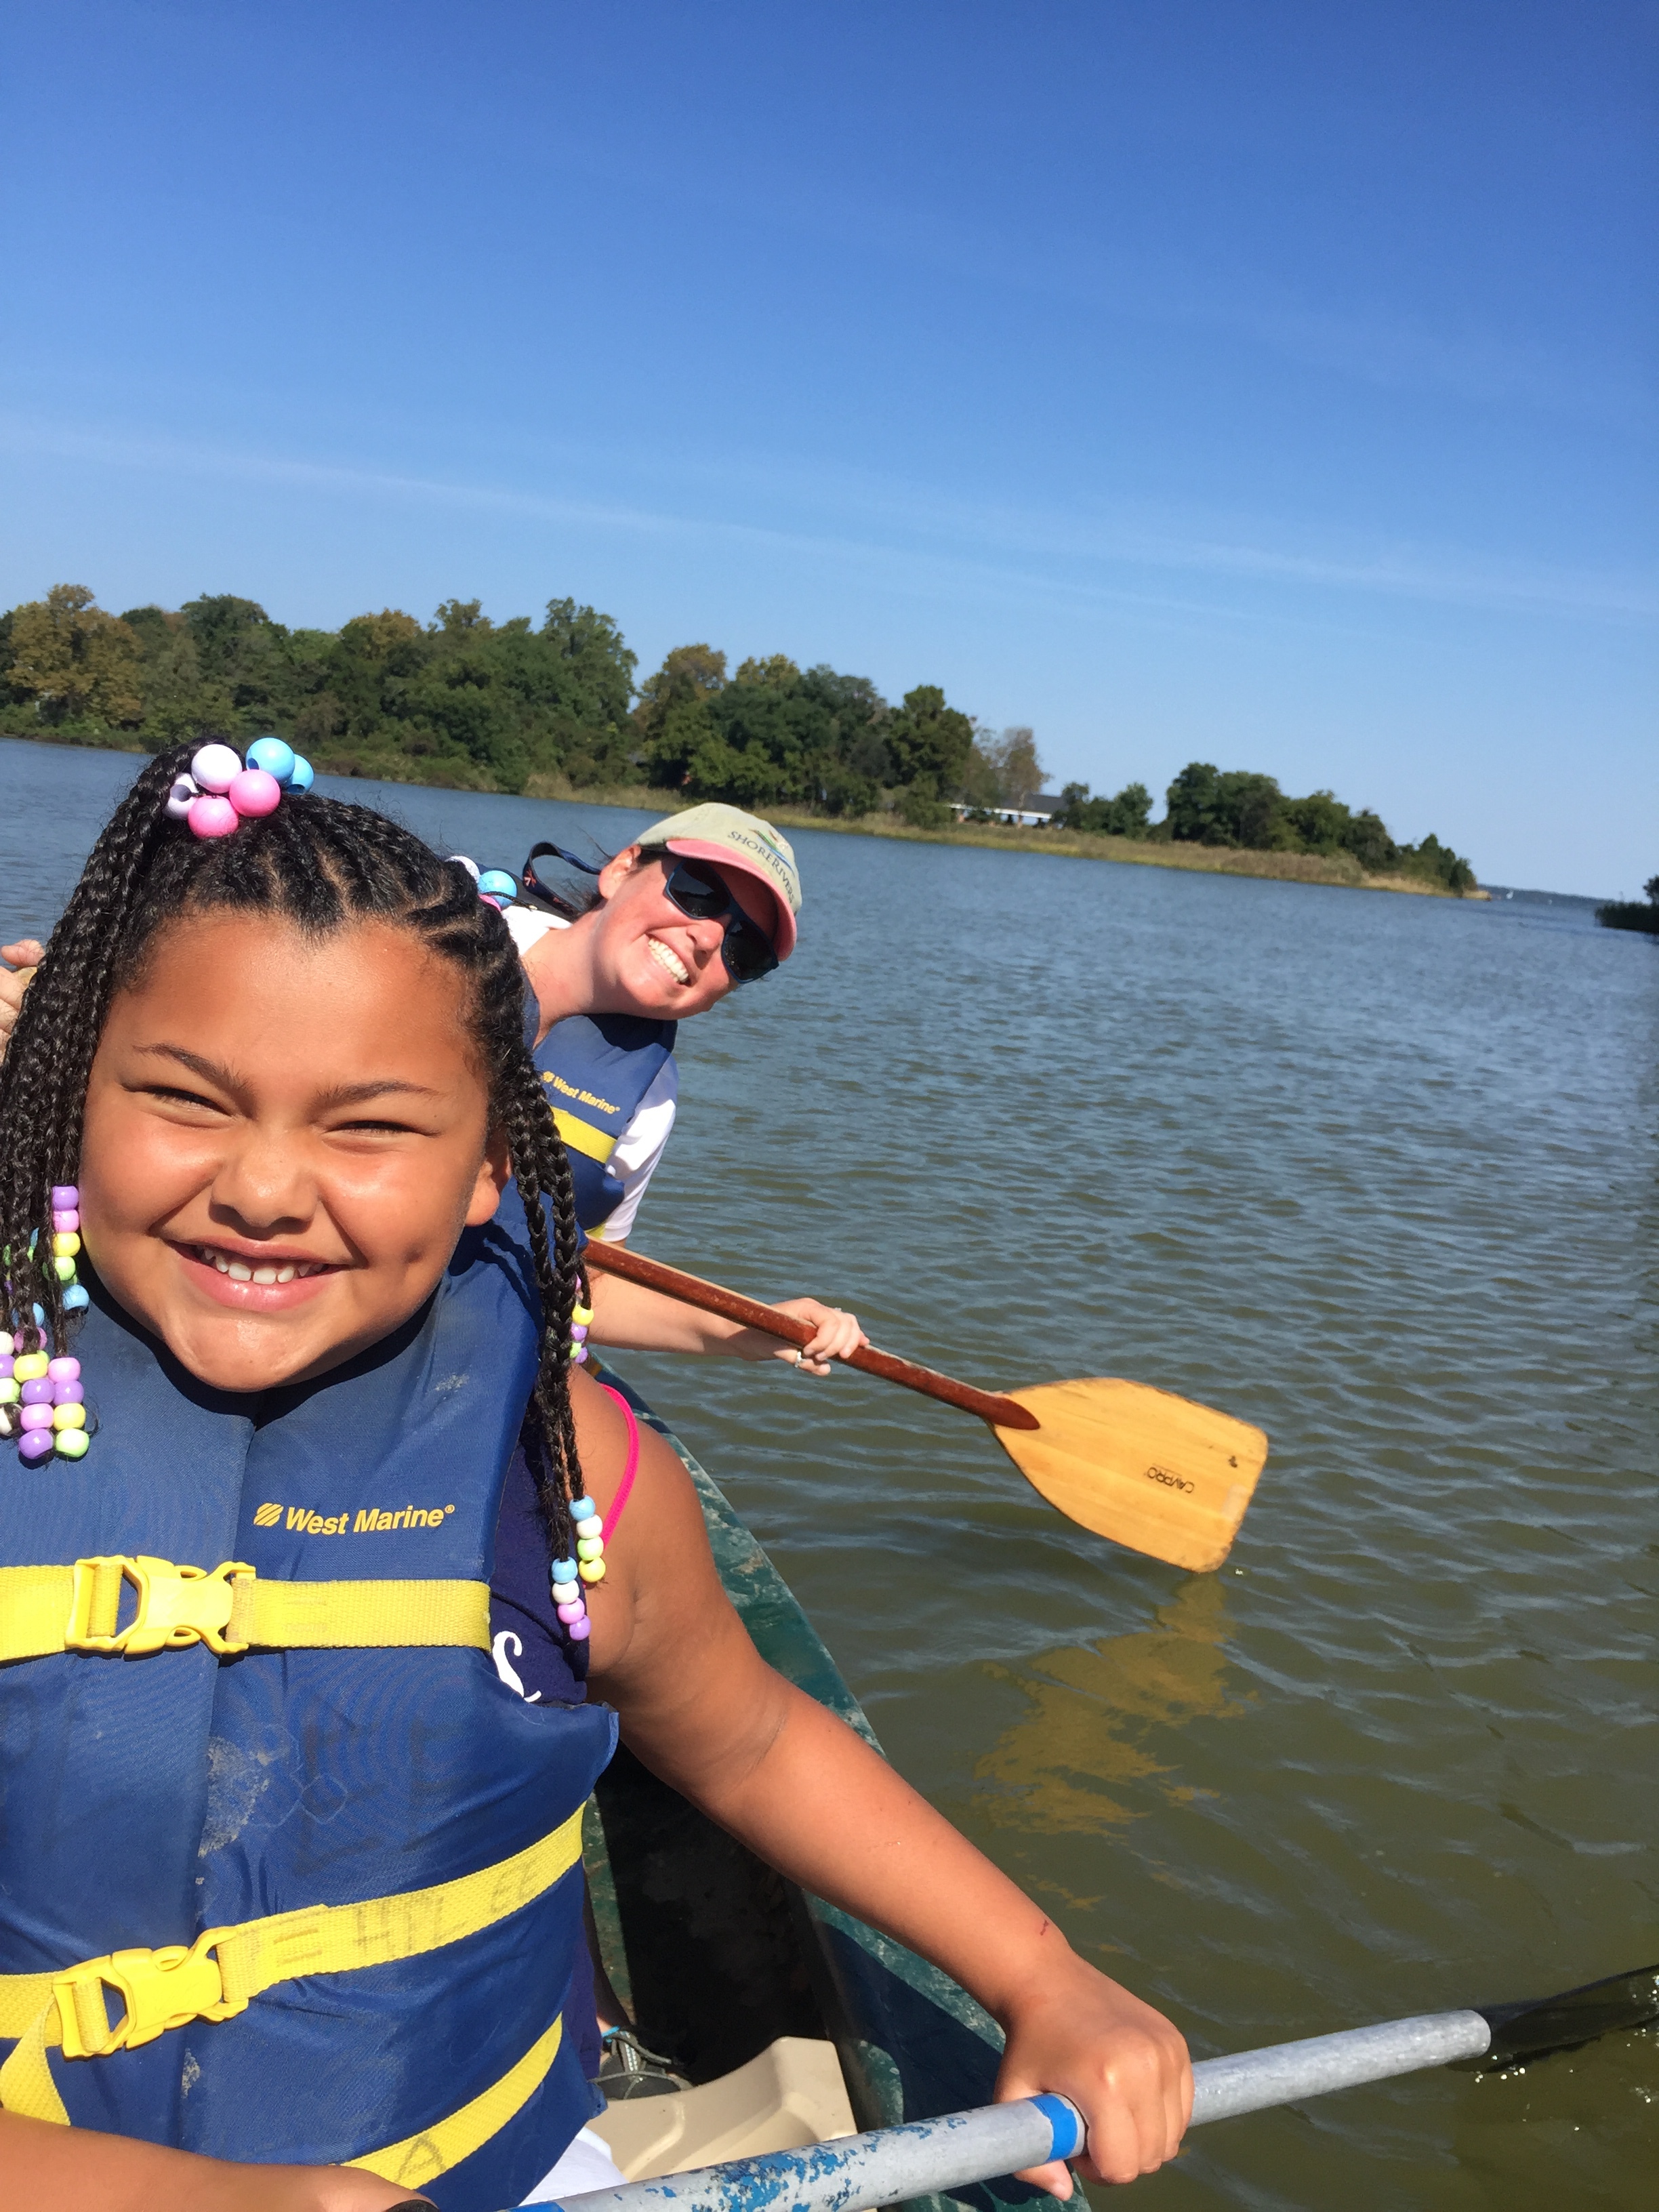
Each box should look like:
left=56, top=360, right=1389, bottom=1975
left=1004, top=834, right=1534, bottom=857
left=190, top=743, right=243, bottom=794
left=187, top=793, right=240, bottom=839
left=20, top=1403, right=55, bottom=1431
left=555, top=1601, right=586, bottom=1625
left=53, top=1210, right=79, bottom=1234
left=228, top=767, right=282, bottom=818
left=51, top=1187, right=79, bottom=1209
left=48, top=1357, right=81, bottom=1381
left=19, top=1429, right=54, bottom=1465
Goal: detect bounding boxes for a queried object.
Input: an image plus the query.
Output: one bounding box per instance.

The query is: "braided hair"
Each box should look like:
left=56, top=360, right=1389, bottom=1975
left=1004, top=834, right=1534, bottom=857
left=0, top=745, right=586, bottom=1553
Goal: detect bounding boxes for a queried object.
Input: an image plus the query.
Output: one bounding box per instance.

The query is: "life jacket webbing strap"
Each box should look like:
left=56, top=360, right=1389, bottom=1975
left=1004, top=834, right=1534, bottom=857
left=552, top=1105, right=619, bottom=1164
left=0, top=1805, right=584, bottom=2126
left=0, top=1561, right=491, bottom=1662
left=346, top=2010, right=565, bottom=2190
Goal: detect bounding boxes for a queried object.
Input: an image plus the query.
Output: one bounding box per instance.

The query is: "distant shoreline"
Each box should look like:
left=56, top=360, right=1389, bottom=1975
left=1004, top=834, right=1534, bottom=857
left=0, top=731, right=1486, bottom=901
left=516, top=774, right=1488, bottom=899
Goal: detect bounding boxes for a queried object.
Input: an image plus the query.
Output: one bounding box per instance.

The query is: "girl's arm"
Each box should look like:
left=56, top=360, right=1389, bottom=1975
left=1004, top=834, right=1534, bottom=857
left=0, top=2113, right=428, bottom=2212
left=586, top=1267, right=867, bottom=1374
left=577, top=1379, right=1191, bottom=2191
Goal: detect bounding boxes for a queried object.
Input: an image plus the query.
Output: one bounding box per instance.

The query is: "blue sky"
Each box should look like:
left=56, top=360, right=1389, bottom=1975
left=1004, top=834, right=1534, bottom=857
left=3, top=0, right=1653, bottom=895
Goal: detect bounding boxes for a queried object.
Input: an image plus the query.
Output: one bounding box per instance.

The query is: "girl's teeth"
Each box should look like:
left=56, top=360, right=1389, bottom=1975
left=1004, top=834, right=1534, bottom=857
left=647, top=938, right=691, bottom=984
left=196, top=1246, right=321, bottom=1281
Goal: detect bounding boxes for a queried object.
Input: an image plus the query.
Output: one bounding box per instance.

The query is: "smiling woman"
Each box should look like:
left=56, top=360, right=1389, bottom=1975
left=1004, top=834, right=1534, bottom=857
left=482, top=803, right=867, bottom=1376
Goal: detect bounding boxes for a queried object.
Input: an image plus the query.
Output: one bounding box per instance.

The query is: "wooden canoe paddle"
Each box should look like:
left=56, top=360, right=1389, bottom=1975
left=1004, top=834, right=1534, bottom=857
left=581, top=1242, right=1268, bottom=1572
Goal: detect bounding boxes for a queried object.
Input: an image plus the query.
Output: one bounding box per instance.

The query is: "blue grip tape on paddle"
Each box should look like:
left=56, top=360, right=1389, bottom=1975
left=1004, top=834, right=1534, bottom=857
left=1031, top=2094, right=1085, bottom=2162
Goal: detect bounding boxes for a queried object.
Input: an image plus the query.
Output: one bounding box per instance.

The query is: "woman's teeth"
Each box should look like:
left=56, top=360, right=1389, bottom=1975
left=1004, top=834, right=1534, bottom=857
left=190, top=1244, right=326, bottom=1284
left=647, top=937, right=691, bottom=985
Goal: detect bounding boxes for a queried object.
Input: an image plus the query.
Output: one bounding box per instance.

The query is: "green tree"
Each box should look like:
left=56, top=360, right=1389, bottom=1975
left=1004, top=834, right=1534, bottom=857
left=1165, top=762, right=1287, bottom=847
left=733, top=653, right=800, bottom=689
left=1056, top=781, right=1153, bottom=837
left=882, top=684, right=973, bottom=798
left=119, top=605, right=230, bottom=742
left=180, top=594, right=298, bottom=727
left=5, top=585, right=144, bottom=724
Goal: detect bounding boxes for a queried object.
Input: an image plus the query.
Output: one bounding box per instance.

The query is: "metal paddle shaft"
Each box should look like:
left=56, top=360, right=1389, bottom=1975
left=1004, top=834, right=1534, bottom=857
left=581, top=1241, right=1039, bottom=1429
left=540, top=2015, right=1488, bottom=2212
left=539, top=1961, right=1659, bottom=2212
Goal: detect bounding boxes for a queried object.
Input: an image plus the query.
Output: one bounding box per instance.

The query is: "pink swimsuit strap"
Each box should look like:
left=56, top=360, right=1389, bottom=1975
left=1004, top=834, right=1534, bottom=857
left=596, top=1385, right=640, bottom=1542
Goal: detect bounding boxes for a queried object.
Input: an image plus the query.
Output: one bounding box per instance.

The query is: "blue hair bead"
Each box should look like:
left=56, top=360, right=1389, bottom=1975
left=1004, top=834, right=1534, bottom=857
left=477, top=869, right=518, bottom=899
left=62, top=1286, right=89, bottom=1312
left=287, top=754, right=315, bottom=792
left=552, top=1557, right=577, bottom=1582
left=247, top=736, right=297, bottom=783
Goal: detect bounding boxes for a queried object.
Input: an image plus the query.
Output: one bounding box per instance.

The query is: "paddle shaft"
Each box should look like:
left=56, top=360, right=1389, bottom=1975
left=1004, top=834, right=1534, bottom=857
left=539, top=2010, right=1496, bottom=2212
left=582, top=1241, right=1039, bottom=1430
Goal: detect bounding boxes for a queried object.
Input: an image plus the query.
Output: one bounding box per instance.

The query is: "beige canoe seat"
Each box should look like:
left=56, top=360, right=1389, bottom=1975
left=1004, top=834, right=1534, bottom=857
left=590, top=2036, right=855, bottom=2182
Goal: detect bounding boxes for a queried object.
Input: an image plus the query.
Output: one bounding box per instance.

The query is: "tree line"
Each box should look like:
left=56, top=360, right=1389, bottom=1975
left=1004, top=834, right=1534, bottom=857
left=0, top=583, right=1475, bottom=888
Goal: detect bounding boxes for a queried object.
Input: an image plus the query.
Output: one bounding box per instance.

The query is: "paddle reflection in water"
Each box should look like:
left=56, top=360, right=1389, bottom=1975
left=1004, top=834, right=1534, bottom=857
left=973, top=1581, right=1249, bottom=1835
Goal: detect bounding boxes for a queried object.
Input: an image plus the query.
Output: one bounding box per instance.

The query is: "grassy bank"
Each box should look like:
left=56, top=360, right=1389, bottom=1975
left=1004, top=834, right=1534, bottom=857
left=0, top=727, right=1484, bottom=900
left=521, top=774, right=1486, bottom=899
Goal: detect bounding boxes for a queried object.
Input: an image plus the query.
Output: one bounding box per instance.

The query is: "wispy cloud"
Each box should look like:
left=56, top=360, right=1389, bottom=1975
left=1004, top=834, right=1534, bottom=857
left=3, top=410, right=1653, bottom=628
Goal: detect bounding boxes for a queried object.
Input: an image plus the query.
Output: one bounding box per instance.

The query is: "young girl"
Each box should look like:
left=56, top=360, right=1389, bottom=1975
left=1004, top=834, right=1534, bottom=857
left=0, top=747, right=1189, bottom=2212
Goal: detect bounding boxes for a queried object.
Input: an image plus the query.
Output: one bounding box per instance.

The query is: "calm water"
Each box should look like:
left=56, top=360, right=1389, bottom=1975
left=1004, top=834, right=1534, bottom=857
left=4, top=737, right=1656, bottom=2209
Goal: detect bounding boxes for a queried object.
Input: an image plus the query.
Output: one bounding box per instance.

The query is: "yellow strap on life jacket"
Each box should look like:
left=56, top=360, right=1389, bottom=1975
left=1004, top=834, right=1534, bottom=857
left=0, top=1804, right=584, bottom=2133
left=346, top=2011, right=565, bottom=2191
left=0, top=1558, right=490, bottom=1663
left=551, top=1103, right=619, bottom=1165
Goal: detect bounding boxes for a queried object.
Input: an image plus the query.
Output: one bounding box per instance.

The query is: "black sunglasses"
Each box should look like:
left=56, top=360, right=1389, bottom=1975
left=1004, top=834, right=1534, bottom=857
left=659, top=861, right=779, bottom=985
left=519, top=842, right=777, bottom=985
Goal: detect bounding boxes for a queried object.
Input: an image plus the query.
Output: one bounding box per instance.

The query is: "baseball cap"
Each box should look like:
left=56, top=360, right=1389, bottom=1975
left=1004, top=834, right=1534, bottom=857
left=637, top=802, right=802, bottom=959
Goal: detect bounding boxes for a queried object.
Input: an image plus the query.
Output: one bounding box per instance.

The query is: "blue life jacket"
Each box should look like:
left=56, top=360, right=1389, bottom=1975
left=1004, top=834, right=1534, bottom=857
left=533, top=1011, right=676, bottom=1235
left=0, top=1225, right=616, bottom=2211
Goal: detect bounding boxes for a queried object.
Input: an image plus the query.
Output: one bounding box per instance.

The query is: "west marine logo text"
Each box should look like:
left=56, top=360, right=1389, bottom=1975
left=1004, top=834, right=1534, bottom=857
left=253, top=1501, right=457, bottom=1534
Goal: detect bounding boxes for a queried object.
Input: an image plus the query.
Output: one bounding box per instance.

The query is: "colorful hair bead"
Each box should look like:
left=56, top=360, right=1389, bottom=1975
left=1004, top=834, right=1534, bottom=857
left=6, top=1185, right=95, bottom=1462
left=187, top=793, right=241, bottom=838
left=228, top=767, right=283, bottom=819
left=176, top=745, right=312, bottom=840
left=477, top=869, right=518, bottom=900
left=190, top=743, right=244, bottom=794
left=246, top=736, right=297, bottom=781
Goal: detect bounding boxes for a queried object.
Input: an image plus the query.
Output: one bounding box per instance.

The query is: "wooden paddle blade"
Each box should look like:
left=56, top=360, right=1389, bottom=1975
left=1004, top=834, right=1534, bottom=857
left=993, top=1378, right=1267, bottom=1572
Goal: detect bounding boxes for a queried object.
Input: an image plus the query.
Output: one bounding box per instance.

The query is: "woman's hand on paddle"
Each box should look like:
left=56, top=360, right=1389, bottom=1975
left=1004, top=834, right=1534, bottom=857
left=766, top=1296, right=867, bottom=1374
left=994, top=1950, right=1192, bottom=2192
left=0, top=939, right=42, bottom=1054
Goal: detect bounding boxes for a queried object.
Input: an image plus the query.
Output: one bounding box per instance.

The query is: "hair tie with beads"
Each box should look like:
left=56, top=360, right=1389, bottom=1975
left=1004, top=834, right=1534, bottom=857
left=166, top=739, right=314, bottom=840
left=447, top=855, right=519, bottom=911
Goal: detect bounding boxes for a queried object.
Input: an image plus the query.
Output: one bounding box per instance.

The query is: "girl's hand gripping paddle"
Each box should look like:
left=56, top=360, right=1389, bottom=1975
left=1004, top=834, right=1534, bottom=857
left=580, top=1242, right=1268, bottom=1572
